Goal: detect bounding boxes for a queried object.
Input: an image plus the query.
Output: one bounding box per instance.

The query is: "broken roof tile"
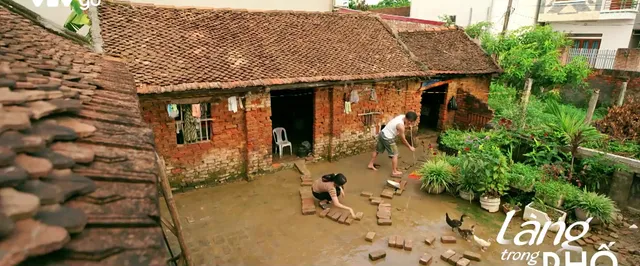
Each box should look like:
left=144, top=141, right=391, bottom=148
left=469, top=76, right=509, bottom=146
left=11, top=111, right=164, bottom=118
left=52, top=117, right=96, bottom=138
left=0, top=109, right=31, bottom=133
left=50, top=142, right=94, bottom=164
left=0, top=146, right=16, bottom=166
left=0, top=219, right=69, bottom=266
left=16, top=180, right=63, bottom=205
left=34, top=205, right=87, bottom=234
left=42, top=169, right=95, bottom=201
left=25, top=120, right=78, bottom=143
left=0, top=165, right=28, bottom=187
left=28, top=148, right=75, bottom=169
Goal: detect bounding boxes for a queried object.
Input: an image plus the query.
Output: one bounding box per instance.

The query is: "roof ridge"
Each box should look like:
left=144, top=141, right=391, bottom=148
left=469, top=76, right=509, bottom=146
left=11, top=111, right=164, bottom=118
left=402, top=25, right=462, bottom=33
left=105, top=0, right=370, bottom=16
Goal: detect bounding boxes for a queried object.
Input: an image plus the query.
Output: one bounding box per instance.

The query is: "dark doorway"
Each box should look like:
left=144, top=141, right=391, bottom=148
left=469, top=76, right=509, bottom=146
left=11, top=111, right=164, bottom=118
left=270, top=89, right=314, bottom=161
left=419, top=85, right=447, bottom=131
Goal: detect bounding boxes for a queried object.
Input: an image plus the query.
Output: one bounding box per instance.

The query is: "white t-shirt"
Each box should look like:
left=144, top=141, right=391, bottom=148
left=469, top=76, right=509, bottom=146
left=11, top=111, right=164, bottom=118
left=382, top=115, right=405, bottom=139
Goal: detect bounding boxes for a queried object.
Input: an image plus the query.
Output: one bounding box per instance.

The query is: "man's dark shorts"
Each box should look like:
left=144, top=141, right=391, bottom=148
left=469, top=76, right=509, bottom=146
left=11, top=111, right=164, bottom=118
left=375, top=132, right=398, bottom=158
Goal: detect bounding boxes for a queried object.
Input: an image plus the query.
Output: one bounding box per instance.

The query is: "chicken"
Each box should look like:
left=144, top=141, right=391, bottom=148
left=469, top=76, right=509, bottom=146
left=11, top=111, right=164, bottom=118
left=457, top=225, right=475, bottom=241
left=445, top=213, right=468, bottom=231
left=473, top=235, right=492, bottom=252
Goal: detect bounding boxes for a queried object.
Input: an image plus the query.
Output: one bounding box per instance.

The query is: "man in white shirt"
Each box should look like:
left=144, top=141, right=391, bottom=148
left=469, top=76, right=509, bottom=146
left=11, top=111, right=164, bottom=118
left=367, top=111, right=418, bottom=177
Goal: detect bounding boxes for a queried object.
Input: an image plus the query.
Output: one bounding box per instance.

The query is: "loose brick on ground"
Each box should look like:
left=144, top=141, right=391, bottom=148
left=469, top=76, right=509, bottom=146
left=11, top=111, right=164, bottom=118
left=590, top=235, right=601, bottom=242
left=456, top=258, right=471, bottom=266
left=400, top=180, right=408, bottom=190
left=300, top=175, right=311, bottom=182
left=361, top=191, right=373, bottom=197
left=294, top=160, right=311, bottom=176
left=584, top=238, right=594, bottom=244
left=441, top=250, right=456, bottom=261
left=441, top=236, right=457, bottom=244
left=371, top=198, right=382, bottom=205
left=369, top=250, right=386, bottom=261
left=395, top=189, right=403, bottom=195
left=379, top=203, right=391, bottom=208
left=330, top=211, right=342, bottom=221
left=355, top=212, right=363, bottom=220
left=420, top=253, right=433, bottom=265
left=425, top=235, right=436, bottom=245
left=365, top=232, right=376, bottom=242
left=300, top=180, right=313, bottom=186
left=370, top=196, right=381, bottom=201
left=395, top=236, right=404, bottom=248
left=345, top=217, right=353, bottom=225
left=376, top=211, right=391, bottom=219
left=302, top=207, right=315, bottom=215
left=378, top=218, right=392, bottom=226
left=381, top=189, right=394, bottom=199
left=388, top=236, right=396, bottom=247
left=463, top=251, right=481, bottom=262
left=338, top=212, right=349, bottom=224
left=327, top=208, right=338, bottom=217
left=404, top=239, right=413, bottom=251
left=318, top=208, right=331, bottom=218
left=448, top=254, right=464, bottom=265
left=576, top=239, right=587, bottom=246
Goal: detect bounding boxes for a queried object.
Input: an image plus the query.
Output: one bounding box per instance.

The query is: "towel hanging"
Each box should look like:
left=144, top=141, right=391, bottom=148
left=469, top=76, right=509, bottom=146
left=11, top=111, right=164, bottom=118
left=238, top=97, right=244, bottom=109
left=167, top=104, right=179, bottom=118
left=228, top=96, right=238, bottom=113
left=370, top=89, right=377, bottom=101
left=191, top=104, right=201, bottom=117
left=350, top=89, right=359, bottom=103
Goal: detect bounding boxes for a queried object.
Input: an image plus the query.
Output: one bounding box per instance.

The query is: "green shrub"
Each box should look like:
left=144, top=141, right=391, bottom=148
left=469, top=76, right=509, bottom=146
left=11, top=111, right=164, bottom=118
left=440, top=128, right=514, bottom=151
left=419, top=159, right=455, bottom=193
left=459, top=146, right=509, bottom=198
left=574, top=191, right=620, bottom=225
left=507, top=163, right=542, bottom=192
left=534, top=180, right=577, bottom=209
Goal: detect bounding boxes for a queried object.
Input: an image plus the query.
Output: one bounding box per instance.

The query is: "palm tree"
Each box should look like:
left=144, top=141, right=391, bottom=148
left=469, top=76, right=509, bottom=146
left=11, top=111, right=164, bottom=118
left=546, top=101, right=601, bottom=178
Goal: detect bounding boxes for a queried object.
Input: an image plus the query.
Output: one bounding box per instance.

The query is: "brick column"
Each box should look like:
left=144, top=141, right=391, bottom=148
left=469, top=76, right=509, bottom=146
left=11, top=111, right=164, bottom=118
left=244, top=92, right=272, bottom=178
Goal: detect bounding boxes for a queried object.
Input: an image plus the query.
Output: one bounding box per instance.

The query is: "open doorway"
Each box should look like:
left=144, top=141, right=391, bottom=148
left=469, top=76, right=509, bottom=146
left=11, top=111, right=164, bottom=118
left=270, top=89, right=314, bottom=162
left=418, top=84, right=447, bottom=133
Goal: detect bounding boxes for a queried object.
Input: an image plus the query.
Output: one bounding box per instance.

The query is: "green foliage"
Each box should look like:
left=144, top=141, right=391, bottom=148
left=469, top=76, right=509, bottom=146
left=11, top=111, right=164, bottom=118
left=574, top=191, right=620, bottom=225
left=347, top=0, right=369, bottom=10
left=583, top=136, right=640, bottom=159
left=63, top=0, right=91, bottom=40
left=458, top=146, right=509, bottom=198
left=370, top=0, right=410, bottom=8
left=438, top=14, right=455, bottom=26
left=534, top=180, right=571, bottom=208
left=439, top=128, right=514, bottom=151
left=481, top=26, right=591, bottom=92
left=465, top=21, right=493, bottom=39
left=506, top=163, right=541, bottom=192
left=419, top=159, right=455, bottom=193
left=575, top=155, right=627, bottom=192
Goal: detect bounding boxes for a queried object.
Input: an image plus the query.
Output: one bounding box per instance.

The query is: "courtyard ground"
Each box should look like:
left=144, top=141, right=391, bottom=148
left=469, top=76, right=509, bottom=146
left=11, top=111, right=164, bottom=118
left=161, top=140, right=635, bottom=266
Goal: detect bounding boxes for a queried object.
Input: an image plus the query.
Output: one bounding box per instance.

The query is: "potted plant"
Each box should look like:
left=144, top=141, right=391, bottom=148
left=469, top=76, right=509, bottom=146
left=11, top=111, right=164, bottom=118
left=502, top=196, right=522, bottom=216
left=419, top=159, right=454, bottom=194
left=457, top=176, right=478, bottom=201
left=523, top=199, right=568, bottom=233
left=574, top=191, right=620, bottom=225
left=506, top=163, right=541, bottom=192
left=534, top=181, right=566, bottom=209
left=460, top=146, right=509, bottom=212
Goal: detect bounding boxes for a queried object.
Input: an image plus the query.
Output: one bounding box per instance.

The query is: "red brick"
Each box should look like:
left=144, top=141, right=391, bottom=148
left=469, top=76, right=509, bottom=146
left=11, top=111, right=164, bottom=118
left=395, top=236, right=404, bottom=248
left=355, top=212, right=363, bottom=220
left=371, top=198, right=382, bottom=205
left=360, top=191, right=373, bottom=197
left=420, top=253, right=433, bottom=265
left=378, top=218, right=392, bottom=226
left=388, top=236, right=396, bottom=247
left=330, top=211, right=342, bottom=221
left=456, top=258, right=471, bottom=266
left=448, top=254, right=464, bottom=265
left=441, top=236, right=457, bottom=244
left=345, top=217, right=353, bottom=225
left=425, top=235, right=436, bottom=245
left=365, top=232, right=376, bottom=242
left=404, top=239, right=413, bottom=251
left=381, top=189, right=394, bottom=199
left=376, top=211, right=391, bottom=219
left=368, top=250, right=386, bottom=261
left=463, top=251, right=481, bottom=262
left=318, top=208, right=331, bottom=218
left=338, top=212, right=349, bottom=224
left=441, top=250, right=456, bottom=261
left=301, top=180, right=313, bottom=186
left=302, top=208, right=316, bottom=215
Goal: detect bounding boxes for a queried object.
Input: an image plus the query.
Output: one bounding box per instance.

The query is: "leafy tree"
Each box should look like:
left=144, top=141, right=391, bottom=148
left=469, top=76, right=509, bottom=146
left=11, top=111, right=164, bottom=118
left=348, top=0, right=369, bottom=10
left=480, top=25, right=591, bottom=94
left=370, top=0, right=411, bottom=8
left=64, top=0, right=91, bottom=41
left=438, top=14, right=454, bottom=26
left=464, top=21, right=492, bottom=39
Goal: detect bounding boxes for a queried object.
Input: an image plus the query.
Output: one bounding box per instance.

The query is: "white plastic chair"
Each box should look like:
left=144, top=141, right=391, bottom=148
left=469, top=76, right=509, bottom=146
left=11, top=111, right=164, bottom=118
left=272, top=127, right=292, bottom=158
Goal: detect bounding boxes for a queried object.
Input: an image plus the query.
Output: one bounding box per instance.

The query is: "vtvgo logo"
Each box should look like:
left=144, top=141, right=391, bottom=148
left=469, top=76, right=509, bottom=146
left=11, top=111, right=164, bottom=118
left=496, top=210, right=618, bottom=266
left=32, top=0, right=100, bottom=10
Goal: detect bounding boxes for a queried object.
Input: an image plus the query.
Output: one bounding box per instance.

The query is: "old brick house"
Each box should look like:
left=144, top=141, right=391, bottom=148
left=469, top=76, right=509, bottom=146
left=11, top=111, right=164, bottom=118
left=94, top=1, right=500, bottom=189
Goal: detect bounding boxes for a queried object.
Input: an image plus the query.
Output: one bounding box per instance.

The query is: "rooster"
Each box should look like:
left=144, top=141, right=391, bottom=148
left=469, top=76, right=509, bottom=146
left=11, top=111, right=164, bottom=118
left=445, top=213, right=468, bottom=232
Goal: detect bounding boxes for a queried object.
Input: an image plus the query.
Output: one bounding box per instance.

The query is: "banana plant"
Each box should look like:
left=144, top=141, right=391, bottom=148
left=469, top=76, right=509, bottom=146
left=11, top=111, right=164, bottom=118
left=63, top=0, right=91, bottom=40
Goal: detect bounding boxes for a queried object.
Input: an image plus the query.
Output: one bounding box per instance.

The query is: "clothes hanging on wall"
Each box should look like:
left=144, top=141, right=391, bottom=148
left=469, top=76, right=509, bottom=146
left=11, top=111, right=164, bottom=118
left=182, top=107, right=199, bottom=143
left=345, top=101, right=352, bottom=114
left=191, top=103, right=201, bottom=117
left=370, top=89, right=377, bottom=101
left=238, top=97, right=244, bottom=109
left=167, top=104, right=179, bottom=118
left=350, top=90, right=359, bottom=103
left=228, top=96, right=238, bottom=113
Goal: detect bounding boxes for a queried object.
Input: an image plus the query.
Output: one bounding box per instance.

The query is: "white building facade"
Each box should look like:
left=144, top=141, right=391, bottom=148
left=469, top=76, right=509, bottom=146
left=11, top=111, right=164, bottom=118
left=409, top=0, right=541, bottom=34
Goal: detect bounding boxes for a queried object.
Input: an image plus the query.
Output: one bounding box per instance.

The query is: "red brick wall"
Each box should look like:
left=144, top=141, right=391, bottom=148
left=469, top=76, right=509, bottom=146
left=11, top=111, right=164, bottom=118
left=450, top=76, right=494, bottom=129
left=564, top=69, right=640, bottom=107
left=312, top=80, right=422, bottom=160
left=613, top=49, right=640, bottom=72
left=244, top=92, right=273, bottom=176
left=370, top=6, right=411, bottom=17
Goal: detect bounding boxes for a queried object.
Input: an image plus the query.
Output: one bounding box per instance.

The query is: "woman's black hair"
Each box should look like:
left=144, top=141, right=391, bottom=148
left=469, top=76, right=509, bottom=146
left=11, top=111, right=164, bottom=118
left=321, top=173, right=347, bottom=186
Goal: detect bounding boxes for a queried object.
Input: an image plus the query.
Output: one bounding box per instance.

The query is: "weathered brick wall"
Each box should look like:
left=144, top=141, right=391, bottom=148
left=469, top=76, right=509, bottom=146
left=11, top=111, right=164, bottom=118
left=370, top=6, right=410, bottom=17
left=140, top=96, right=247, bottom=188
left=563, top=69, right=640, bottom=107
left=613, top=49, right=640, bottom=72
left=245, top=92, right=273, bottom=176
left=312, top=80, right=422, bottom=160
left=451, top=76, right=493, bottom=129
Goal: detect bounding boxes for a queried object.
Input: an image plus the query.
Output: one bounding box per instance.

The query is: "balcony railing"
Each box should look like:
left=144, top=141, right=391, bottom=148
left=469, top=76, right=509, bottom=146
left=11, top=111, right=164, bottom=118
left=568, top=48, right=617, bottom=70
left=602, top=0, right=639, bottom=11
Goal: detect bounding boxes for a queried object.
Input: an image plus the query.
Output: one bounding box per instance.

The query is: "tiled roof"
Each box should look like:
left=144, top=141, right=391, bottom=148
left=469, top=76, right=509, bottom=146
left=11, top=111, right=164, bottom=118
left=97, top=1, right=430, bottom=94
left=0, top=2, right=165, bottom=265
left=398, top=28, right=502, bottom=74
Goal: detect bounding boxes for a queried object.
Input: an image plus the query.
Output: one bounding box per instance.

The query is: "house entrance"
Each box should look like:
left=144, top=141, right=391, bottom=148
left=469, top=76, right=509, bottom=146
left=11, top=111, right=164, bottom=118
left=270, top=89, right=314, bottom=162
left=418, top=84, right=447, bottom=131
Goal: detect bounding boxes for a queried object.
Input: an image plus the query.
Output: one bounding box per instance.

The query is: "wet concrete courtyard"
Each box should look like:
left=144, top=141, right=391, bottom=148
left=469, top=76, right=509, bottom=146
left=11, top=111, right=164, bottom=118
left=162, top=143, right=624, bottom=266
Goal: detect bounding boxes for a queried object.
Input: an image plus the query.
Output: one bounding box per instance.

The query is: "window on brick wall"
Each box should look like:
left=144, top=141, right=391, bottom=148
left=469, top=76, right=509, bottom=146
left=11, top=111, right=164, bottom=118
left=174, top=103, right=212, bottom=144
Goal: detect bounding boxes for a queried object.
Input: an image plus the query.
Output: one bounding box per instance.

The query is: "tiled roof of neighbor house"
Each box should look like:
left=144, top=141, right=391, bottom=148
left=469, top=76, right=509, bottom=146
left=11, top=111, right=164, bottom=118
left=0, top=2, right=166, bottom=265
left=97, top=1, right=430, bottom=94
left=398, top=27, right=502, bottom=74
